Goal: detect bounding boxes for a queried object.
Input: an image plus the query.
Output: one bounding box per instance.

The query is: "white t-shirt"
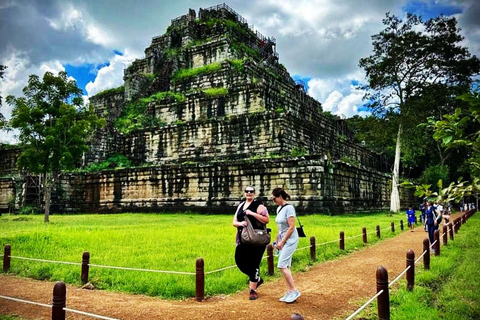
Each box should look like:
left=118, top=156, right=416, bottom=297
left=275, top=204, right=299, bottom=242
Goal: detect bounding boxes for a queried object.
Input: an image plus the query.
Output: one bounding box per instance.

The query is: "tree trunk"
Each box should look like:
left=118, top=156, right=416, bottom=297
left=390, top=124, right=402, bottom=213
left=44, top=172, right=51, bottom=223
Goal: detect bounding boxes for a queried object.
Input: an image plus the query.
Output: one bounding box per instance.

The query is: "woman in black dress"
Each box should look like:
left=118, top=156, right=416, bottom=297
left=232, top=186, right=270, bottom=300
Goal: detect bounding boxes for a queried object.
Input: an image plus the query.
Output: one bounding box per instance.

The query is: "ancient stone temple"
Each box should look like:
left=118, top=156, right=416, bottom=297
left=0, top=4, right=413, bottom=214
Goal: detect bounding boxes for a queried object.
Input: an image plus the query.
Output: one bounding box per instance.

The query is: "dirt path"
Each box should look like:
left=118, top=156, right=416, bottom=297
left=0, top=218, right=456, bottom=320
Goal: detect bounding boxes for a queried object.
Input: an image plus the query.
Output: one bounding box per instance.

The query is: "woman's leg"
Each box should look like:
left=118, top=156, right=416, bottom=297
left=248, top=245, right=266, bottom=289
left=235, top=245, right=251, bottom=277
left=236, top=244, right=265, bottom=288
left=427, top=224, right=435, bottom=246
left=279, top=267, right=296, bottom=291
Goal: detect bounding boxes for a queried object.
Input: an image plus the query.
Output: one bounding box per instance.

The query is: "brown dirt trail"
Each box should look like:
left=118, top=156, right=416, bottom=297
left=0, top=217, right=457, bottom=320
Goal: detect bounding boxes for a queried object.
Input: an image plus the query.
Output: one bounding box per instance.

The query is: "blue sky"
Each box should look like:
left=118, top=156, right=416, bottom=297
left=1, top=0, right=480, bottom=142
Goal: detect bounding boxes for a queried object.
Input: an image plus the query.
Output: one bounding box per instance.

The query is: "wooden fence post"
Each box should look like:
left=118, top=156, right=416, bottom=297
left=267, top=244, right=274, bottom=275
left=400, top=220, right=404, bottom=231
left=406, top=249, right=415, bottom=291
left=3, top=244, right=11, bottom=272
left=376, top=225, right=381, bottom=239
left=454, top=219, right=459, bottom=234
left=391, top=222, right=395, bottom=233
left=376, top=266, right=390, bottom=320
left=449, top=222, right=454, bottom=241
left=362, top=227, right=367, bottom=245
left=434, top=230, right=440, bottom=256
left=442, top=225, right=448, bottom=246
left=339, top=231, right=345, bottom=250
left=196, top=258, right=204, bottom=302
left=423, top=238, right=430, bottom=270
left=81, top=251, right=90, bottom=284
left=52, top=281, right=66, bottom=320
left=310, top=236, right=316, bottom=262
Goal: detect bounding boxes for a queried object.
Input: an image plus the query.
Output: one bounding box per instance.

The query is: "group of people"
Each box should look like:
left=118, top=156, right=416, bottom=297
left=406, top=200, right=451, bottom=249
left=233, top=186, right=301, bottom=303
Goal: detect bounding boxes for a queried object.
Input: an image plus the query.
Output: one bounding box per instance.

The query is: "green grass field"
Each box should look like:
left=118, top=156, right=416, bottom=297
left=344, top=212, right=480, bottom=320
left=0, top=211, right=406, bottom=299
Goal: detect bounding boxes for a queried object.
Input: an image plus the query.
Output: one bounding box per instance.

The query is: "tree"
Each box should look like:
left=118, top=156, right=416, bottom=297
left=359, top=13, right=480, bottom=212
left=6, top=71, right=104, bottom=222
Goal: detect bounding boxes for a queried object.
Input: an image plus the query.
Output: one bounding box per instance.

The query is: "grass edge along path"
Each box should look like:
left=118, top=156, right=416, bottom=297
left=346, top=212, right=480, bottom=320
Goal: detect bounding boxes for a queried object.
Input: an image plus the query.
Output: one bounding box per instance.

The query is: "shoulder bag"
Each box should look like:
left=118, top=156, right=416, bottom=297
left=279, top=204, right=306, bottom=237
left=241, top=216, right=271, bottom=246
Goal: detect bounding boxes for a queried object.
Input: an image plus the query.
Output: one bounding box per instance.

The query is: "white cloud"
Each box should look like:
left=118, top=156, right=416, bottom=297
left=47, top=4, right=115, bottom=47
left=0, top=50, right=68, bottom=120
left=85, top=50, right=136, bottom=96
left=308, top=78, right=369, bottom=118
left=39, top=60, right=65, bottom=75
left=0, top=49, right=30, bottom=107
left=47, top=7, right=83, bottom=31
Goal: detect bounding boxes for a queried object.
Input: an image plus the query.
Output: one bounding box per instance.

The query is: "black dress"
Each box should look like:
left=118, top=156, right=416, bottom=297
left=234, top=200, right=266, bottom=283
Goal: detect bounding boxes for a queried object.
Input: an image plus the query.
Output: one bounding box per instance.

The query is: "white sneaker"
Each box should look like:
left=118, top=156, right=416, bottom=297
left=284, top=290, right=301, bottom=303
left=279, top=291, right=290, bottom=302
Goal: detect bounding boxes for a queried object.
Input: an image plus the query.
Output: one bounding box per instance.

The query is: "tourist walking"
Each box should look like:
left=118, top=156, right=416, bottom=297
left=406, top=205, right=416, bottom=232
left=424, top=200, right=441, bottom=250
left=232, top=186, right=270, bottom=300
left=272, top=187, right=301, bottom=303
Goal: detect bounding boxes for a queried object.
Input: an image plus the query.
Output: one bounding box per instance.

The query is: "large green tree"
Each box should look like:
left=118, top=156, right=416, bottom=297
left=6, top=71, right=104, bottom=222
left=359, top=13, right=480, bottom=212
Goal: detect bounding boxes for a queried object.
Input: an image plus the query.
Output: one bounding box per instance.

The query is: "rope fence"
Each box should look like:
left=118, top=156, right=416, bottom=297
left=344, top=209, right=476, bottom=320
left=64, top=308, right=121, bottom=320
left=2, top=219, right=409, bottom=302
left=345, top=290, right=384, bottom=320
left=0, top=282, right=121, bottom=320
left=4, top=211, right=474, bottom=306
left=9, top=256, right=81, bottom=266
left=388, top=265, right=411, bottom=287
left=0, top=294, right=52, bottom=308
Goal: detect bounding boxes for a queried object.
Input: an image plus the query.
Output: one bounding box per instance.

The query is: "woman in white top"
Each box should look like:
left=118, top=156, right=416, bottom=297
left=272, top=187, right=301, bottom=303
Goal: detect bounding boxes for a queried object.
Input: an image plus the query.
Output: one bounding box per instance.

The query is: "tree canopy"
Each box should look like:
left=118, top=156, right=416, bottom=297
left=6, top=71, right=104, bottom=221
left=358, top=13, right=480, bottom=210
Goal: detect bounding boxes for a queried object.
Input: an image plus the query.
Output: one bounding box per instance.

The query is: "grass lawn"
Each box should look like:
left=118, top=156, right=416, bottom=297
left=0, top=211, right=406, bottom=299
left=346, top=212, right=480, bottom=320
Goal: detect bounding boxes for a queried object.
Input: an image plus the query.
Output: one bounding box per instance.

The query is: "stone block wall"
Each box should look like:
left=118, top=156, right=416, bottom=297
left=0, top=177, right=17, bottom=212
left=55, top=156, right=413, bottom=214
left=0, top=147, right=22, bottom=176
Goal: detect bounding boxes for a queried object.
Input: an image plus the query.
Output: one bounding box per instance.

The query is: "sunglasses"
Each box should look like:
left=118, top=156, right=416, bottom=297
left=245, top=190, right=255, bottom=194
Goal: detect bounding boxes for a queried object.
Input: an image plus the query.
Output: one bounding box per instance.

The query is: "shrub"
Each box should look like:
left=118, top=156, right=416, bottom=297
left=420, top=165, right=449, bottom=193
left=19, top=205, right=41, bottom=215
left=203, top=88, right=228, bottom=98
left=290, top=147, right=307, bottom=157
left=172, top=63, right=222, bottom=83
left=95, top=86, right=125, bottom=98
left=77, top=154, right=132, bottom=173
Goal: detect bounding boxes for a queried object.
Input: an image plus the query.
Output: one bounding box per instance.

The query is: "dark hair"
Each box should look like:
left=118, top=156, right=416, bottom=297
left=272, top=187, right=290, bottom=200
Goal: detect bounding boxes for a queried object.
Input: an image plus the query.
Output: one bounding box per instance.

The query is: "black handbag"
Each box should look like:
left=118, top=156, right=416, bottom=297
left=296, top=216, right=306, bottom=238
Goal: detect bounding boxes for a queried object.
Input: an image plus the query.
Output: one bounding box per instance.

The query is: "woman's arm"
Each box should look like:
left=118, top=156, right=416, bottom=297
left=232, top=204, right=247, bottom=228
left=276, top=216, right=295, bottom=250
left=244, top=204, right=269, bottom=224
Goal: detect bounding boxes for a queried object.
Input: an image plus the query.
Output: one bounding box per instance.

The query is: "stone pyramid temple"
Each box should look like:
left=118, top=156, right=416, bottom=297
left=0, top=4, right=413, bottom=214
